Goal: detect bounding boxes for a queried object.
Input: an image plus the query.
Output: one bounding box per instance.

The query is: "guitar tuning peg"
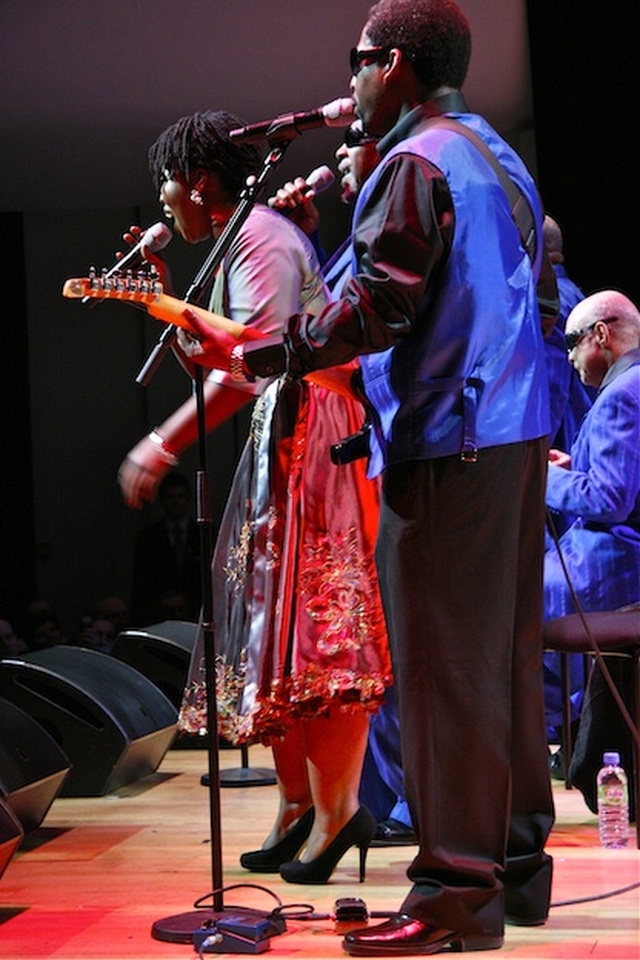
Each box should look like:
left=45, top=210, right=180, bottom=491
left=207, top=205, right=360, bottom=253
left=100, top=267, right=114, bottom=291
left=147, top=264, right=162, bottom=294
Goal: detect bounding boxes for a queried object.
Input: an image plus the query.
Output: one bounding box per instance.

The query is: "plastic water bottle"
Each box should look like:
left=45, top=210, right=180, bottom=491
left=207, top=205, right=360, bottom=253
left=597, top=751, right=629, bottom=848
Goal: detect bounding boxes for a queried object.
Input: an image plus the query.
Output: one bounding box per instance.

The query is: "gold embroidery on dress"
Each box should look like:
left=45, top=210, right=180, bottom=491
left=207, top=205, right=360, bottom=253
left=224, top=520, right=253, bottom=594
left=181, top=658, right=391, bottom=744
left=265, top=506, right=281, bottom=570
left=178, top=655, right=208, bottom=735
left=299, top=527, right=378, bottom=657
left=249, top=394, right=266, bottom=446
left=214, top=653, right=254, bottom=741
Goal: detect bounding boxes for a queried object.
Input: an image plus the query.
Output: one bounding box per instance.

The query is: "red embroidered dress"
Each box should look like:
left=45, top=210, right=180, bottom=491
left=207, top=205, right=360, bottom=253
left=179, top=375, right=391, bottom=743
left=177, top=206, right=390, bottom=744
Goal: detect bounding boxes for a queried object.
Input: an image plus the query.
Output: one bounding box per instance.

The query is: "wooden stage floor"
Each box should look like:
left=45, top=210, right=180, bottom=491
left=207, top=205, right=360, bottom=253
left=1, top=745, right=638, bottom=959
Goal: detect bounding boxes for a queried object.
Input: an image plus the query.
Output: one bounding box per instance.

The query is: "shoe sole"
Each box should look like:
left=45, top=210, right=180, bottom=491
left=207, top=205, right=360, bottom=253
left=451, top=935, right=504, bottom=952
left=344, top=933, right=504, bottom=955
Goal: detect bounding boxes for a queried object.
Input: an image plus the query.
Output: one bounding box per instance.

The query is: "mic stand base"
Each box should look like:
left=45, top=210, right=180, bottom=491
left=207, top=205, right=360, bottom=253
left=201, top=767, right=278, bottom=788
left=218, top=766, right=278, bottom=787
left=152, top=905, right=286, bottom=950
left=202, top=744, right=277, bottom=787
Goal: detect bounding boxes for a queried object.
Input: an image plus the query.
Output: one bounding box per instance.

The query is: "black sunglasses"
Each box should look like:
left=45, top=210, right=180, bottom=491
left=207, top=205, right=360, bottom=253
left=349, top=46, right=390, bottom=76
left=564, top=316, right=618, bottom=352
left=343, top=126, right=379, bottom=148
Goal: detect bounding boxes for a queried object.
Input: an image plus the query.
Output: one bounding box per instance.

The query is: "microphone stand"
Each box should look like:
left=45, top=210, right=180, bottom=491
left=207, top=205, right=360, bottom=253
left=137, top=139, right=295, bottom=950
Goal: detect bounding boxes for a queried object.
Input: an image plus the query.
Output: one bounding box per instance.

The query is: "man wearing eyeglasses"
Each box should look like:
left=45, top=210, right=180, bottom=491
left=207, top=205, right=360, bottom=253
left=544, top=288, right=640, bottom=818
left=182, top=1, right=558, bottom=951
left=545, top=287, right=640, bottom=641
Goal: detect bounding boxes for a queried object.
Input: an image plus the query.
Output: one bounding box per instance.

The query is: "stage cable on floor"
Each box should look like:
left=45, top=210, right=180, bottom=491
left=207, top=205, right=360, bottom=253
left=550, top=879, right=640, bottom=909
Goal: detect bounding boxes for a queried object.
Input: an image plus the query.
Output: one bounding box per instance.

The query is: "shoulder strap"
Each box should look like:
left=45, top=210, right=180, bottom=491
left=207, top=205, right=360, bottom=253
left=426, top=116, right=536, bottom=262
left=425, top=116, right=558, bottom=335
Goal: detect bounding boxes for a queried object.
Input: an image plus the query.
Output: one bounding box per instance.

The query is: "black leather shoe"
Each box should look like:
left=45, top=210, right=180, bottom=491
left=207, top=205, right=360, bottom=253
left=342, top=914, right=504, bottom=955
left=370, top=818, right=417, bottom=847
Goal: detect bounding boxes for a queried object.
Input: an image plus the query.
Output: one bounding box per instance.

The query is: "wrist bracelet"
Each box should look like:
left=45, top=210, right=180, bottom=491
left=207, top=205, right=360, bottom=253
left=148, top=429, right=178, bottom=467
left=230, top=342, right=254, bottom=382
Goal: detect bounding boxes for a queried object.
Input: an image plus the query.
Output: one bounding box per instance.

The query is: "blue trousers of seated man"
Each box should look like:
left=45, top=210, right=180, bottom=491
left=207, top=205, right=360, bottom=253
left=359, top=685, right=414, bottom=830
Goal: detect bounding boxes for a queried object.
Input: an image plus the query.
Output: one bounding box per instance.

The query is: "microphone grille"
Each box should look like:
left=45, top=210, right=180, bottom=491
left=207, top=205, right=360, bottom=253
left=306, top=165, right=336, bottom=194
left=322, top=98, right=357, bottom=127
left=144, top=222, right=173, bottom=252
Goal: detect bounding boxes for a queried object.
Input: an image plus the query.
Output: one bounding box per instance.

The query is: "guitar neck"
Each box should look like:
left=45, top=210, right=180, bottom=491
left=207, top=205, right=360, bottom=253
left=61, top=275, right=359, bottom=399
left=61, top=278, right=263, bottom=341
left=145, top=292, right=264, bottom=341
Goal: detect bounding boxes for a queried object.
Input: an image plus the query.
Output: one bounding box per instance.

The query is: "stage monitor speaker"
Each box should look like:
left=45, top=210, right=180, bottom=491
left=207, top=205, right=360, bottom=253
left=111, top=620, right=198, bottom=709
left=0, top=698, right=71, bottom=832
left=0, top=797, right=24, bottom=881
left=0, top=647, right=177, bottom=797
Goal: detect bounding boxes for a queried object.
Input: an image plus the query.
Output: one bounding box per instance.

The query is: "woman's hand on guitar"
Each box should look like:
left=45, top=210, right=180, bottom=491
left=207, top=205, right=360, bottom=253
left=178, top=308, right=244, bottom=372
left=117, top=433, right=176, bottom=509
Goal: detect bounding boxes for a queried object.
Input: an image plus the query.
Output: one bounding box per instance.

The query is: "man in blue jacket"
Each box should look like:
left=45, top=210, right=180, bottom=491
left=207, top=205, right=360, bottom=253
left=545, top=288, right=640, bottom=814
left=545, top=289, right=640, bottom=638
left=186, top=0, right=557, bottom=952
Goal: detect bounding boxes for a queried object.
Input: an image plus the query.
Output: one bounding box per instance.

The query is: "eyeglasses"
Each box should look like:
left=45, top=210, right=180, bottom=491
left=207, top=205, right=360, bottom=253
left=350, top=46, right=390, bottom=76
left=343, top=125, right=379, bottom=148
left=564, top=316, right=618, bottom=352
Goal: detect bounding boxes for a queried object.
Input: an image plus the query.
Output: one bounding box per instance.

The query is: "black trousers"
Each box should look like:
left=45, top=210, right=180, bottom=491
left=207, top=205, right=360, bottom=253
left=375, top=439, right=554, bottom=936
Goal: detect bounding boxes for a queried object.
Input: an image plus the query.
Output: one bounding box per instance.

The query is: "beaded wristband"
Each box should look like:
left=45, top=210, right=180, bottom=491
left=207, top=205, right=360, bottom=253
left=230, top=342, right=254, bottom=382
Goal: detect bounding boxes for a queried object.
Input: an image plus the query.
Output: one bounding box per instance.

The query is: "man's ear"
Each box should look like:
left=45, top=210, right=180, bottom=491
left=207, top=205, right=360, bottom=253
left=594, top=320, right=610, bottom=346
left=384, top=47, right=405, bottom=78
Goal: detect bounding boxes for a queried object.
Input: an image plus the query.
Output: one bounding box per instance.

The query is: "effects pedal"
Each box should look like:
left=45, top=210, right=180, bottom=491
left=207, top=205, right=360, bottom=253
left=193, top=913, right=286, bottom=954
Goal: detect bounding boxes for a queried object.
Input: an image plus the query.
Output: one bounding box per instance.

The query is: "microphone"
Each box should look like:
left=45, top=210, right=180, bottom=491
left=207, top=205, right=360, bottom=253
left=101, top=221, right=173, bottom=279
left=83, top=221, right=173, bottom=306
left=304, top=164, right=336, bottom=195
left=229, top=98, right=356, bottom=143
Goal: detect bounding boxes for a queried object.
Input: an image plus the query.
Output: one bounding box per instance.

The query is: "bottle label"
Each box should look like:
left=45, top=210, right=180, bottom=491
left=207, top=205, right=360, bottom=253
left=598, top=784, right=627, bottom=806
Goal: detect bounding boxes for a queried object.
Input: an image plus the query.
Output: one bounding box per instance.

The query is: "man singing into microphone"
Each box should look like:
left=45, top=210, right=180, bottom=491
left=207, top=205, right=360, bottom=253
left=180, top=0, right=557, bottom=952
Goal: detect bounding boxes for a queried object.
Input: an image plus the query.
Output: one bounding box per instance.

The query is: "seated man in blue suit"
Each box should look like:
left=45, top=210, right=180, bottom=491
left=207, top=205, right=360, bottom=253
left=544, top=289, right=640, bottom=812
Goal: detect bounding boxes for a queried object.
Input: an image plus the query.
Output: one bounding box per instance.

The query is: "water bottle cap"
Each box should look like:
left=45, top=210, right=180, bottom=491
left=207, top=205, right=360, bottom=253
left=603, top=751, right=620, bottom=766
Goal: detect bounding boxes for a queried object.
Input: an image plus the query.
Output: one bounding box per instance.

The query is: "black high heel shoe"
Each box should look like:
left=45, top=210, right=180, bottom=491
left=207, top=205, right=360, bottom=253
left=239, top=807, right=314, bottom=873
left=279, top=806, right=376, bottom=884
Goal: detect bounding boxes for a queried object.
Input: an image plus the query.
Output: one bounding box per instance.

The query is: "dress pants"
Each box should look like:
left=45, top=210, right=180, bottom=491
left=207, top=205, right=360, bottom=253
left=375, top=438, right=554, bottom=937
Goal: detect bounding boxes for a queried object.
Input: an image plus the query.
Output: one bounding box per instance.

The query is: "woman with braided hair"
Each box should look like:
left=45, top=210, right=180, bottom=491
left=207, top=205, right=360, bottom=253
left=117, top=110, right=391, bottom=884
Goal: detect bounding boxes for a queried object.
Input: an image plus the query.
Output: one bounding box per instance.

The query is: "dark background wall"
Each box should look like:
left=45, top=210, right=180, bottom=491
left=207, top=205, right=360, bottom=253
left=2, top=1, right=634, bottom=639
left=527, top=2, right=640, bottom=305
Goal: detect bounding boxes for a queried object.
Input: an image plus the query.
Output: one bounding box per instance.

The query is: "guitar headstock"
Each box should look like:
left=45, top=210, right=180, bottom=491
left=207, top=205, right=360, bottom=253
left=62, top=268, right=164, bottom=305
